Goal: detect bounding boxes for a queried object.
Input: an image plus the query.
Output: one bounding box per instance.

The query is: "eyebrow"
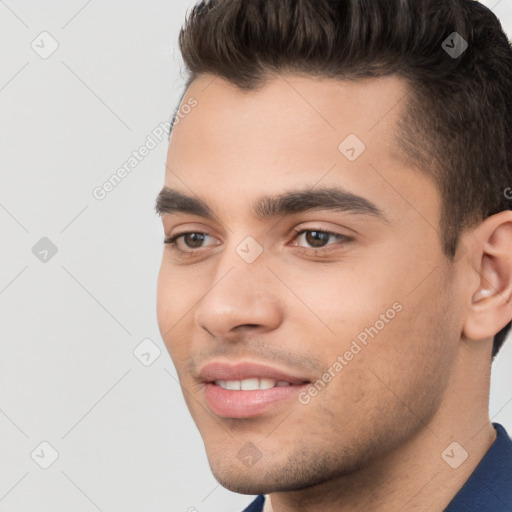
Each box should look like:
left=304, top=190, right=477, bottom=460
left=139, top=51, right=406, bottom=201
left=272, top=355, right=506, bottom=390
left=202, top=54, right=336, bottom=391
left=155, top=186, right=388, bottom=222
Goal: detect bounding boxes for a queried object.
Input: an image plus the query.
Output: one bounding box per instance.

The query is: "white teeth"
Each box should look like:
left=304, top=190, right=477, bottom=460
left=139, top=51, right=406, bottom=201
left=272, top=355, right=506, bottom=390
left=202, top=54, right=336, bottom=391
left=240, top=378, right=260, bottom=390
left=214, top=378, right=293, bottom=390
left=259, top=378, right=276, bottom=389
left=225, top=380, right=241, bottom=390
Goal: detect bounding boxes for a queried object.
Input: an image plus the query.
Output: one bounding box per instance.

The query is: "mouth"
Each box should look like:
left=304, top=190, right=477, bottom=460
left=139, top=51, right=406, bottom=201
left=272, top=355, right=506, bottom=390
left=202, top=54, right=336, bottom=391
left=214, top=378, right=296, bottom=390
left=199, top=361, right=312, bottom=418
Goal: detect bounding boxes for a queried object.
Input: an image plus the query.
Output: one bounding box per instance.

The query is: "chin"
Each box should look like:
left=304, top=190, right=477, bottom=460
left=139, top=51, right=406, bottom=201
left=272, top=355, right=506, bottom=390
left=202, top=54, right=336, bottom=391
left=207, top=461, right=268, bottom=494
left=215, top=476, right=270, bottom=496
left=208, top=449, right=343, bottom=495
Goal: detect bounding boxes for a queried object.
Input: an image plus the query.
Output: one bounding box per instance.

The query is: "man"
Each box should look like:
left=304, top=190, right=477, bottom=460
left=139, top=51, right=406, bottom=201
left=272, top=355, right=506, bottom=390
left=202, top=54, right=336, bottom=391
left=155, top=0, right=512, bottom=510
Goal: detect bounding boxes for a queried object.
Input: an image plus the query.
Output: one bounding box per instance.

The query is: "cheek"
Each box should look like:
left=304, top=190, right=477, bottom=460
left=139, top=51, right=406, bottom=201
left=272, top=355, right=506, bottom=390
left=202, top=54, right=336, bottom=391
left=291, top=299, right=454, bottom=450
left=285, top=258, right=457, bottom=405
left=355, top=269, right=460, bottom=414
left=157, top=256, right=197, bottom=319
left=156, top=260, right=192, bottom=358
left=156, top=261, right=173, bottom=331
left=276, top=260, right=396, bottom=351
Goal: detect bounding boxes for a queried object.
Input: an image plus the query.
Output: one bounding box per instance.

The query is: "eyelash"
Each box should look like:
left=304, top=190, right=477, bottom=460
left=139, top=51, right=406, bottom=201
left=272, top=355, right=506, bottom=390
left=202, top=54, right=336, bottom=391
left=163, top=228, right=353, bottom=256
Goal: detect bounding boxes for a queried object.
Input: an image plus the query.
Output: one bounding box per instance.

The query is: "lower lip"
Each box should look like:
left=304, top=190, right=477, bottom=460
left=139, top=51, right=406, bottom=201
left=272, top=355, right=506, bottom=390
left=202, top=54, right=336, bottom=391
left=204, top=382, right=308, bottom=418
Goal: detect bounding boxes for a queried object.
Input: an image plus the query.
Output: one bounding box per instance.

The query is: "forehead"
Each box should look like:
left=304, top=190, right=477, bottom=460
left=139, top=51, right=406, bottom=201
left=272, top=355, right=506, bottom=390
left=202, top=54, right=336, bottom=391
left=168, top=73, right=410, bottom=173
left=164, top=73, right=438, bottom=229
left=183, top=73, right=407, bottom=133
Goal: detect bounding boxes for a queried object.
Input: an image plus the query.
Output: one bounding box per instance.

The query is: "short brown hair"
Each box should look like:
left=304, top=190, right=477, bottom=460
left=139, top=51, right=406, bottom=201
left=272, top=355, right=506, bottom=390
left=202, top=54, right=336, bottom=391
left=176, top=0, right=512, bottom=356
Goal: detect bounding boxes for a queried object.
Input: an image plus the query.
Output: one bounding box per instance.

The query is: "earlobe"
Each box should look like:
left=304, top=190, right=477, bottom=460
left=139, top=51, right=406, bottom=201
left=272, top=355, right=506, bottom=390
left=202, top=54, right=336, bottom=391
left=463, top=211, right=512, bottom=341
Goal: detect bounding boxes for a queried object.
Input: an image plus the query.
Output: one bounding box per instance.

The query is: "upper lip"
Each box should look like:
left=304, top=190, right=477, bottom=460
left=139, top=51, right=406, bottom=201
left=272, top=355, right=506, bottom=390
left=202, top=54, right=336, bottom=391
left=198, top=361, right=311, bottom=385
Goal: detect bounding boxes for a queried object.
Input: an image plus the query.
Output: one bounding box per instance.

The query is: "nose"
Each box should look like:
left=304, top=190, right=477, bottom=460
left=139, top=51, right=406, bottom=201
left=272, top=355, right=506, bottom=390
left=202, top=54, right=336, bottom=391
left=194, top=261, right=283, bottom=342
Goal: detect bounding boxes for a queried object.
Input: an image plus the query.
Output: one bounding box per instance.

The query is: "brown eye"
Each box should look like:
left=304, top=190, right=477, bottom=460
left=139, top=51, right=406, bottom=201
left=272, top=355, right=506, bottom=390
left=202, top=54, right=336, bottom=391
left=304, top=231, right=331, bottom=248
left=183, top=233, right=206, bottom=248
left=164, top=231, right=220, bottom=252
left=294, top=229, right=349, bottom=249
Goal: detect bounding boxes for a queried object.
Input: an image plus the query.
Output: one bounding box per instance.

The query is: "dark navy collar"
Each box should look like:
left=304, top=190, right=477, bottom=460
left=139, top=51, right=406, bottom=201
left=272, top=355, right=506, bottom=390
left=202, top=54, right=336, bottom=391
left=242, top=423, right=512, bottom=512
left=444, top=423, right=512, bottom=511
left=242, top=494, right=265, bottom=512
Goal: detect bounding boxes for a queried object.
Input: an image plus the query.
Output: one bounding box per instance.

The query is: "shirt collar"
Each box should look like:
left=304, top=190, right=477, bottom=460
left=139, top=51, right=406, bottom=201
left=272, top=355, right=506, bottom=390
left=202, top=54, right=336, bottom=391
left=444, top=423, right=512, bottom=511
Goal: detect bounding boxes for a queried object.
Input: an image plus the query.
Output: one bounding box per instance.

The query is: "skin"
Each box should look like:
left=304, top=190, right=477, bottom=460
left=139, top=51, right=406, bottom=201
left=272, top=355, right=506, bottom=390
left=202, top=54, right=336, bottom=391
left=156, top=73, right=512, bottom=511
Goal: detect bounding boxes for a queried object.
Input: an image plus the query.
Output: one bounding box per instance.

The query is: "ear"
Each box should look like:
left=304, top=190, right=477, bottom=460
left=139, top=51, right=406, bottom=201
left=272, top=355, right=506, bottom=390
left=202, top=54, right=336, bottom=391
left=463, top=211, right=512, bottom=341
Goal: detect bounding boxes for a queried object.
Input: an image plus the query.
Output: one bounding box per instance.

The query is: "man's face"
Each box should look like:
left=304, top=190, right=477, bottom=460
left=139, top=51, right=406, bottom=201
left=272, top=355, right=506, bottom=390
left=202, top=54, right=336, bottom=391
left=156, top=74, right=464, bottom=494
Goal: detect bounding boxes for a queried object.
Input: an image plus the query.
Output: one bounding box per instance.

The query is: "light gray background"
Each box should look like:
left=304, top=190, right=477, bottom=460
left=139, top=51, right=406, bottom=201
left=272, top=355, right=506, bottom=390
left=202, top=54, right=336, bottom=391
left=1, top=1, right=511, bottom=511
